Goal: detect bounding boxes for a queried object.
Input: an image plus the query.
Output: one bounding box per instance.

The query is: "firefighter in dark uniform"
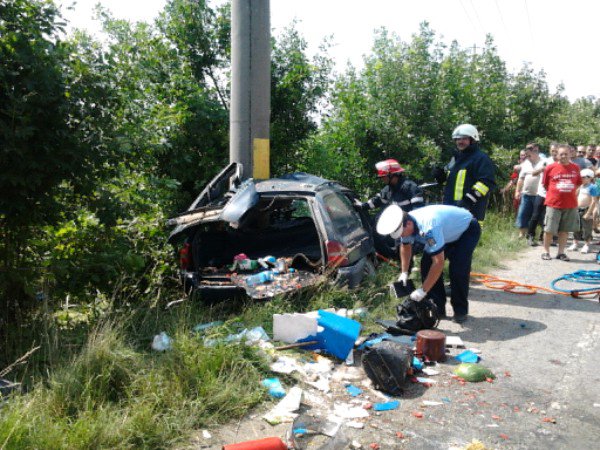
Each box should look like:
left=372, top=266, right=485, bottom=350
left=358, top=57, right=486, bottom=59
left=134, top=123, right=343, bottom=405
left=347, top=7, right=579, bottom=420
left=357, top=159, right=425, bottom=258
left=435, top=124, right=496, bottom=222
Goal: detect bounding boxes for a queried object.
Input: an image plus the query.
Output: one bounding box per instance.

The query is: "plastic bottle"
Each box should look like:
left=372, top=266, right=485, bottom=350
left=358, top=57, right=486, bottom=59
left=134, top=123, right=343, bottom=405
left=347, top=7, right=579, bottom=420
left=245, top=270, right=275, bottom=286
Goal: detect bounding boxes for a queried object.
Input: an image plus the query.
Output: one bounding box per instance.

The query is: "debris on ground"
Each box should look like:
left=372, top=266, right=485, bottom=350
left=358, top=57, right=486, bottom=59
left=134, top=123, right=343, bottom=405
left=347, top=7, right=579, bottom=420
left=151, top=332, right=172, bottom=351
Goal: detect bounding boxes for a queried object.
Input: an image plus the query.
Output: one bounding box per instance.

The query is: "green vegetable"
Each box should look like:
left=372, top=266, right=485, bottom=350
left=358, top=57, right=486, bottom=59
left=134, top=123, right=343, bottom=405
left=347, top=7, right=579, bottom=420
left=454, top=363, right=496, bottom=382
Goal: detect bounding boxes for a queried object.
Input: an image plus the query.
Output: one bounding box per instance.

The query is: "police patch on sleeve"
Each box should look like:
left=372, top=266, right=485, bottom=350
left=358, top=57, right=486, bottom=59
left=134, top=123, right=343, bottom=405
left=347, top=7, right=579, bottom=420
left=421, top=231, right=436, bottom=248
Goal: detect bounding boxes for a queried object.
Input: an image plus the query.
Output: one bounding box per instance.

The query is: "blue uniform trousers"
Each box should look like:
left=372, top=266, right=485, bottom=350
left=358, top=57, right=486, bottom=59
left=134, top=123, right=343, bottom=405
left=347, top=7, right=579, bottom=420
left=420, top=219, right=481, bottom=316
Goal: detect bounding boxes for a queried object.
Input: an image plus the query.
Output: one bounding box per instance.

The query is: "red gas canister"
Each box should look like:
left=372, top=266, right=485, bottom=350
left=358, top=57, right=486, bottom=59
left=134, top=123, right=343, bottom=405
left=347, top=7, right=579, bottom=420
left=222, top=436, right=288, bottom=450
left=415, top=329, right=446, bottom=362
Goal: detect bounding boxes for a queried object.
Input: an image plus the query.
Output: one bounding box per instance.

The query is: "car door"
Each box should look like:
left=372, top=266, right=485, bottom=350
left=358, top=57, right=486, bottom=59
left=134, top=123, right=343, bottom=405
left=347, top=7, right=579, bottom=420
left=167, top=163, right=259, bottom=242
left=318, top=190, right=373, bottom=267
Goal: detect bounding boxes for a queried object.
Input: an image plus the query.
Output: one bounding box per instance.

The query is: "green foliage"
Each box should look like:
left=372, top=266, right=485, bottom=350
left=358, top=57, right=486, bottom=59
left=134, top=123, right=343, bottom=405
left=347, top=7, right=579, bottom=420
left=270, top=23, right=333, bottom=174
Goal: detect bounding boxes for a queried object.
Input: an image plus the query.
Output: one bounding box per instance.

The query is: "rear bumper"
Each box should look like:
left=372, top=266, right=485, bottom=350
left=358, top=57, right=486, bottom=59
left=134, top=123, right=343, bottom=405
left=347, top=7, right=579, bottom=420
left=337, top=256, right=370, bottom=289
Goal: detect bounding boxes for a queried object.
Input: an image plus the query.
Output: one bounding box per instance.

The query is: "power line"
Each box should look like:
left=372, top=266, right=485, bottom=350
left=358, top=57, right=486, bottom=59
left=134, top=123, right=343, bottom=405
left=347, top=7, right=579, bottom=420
left=523, top=0, right=536, bottom=46
left=494, top=0, right=508, bottom=34
left=458, top=0, right=479, bottom=37
left=467, top=0, right=485, bottom=35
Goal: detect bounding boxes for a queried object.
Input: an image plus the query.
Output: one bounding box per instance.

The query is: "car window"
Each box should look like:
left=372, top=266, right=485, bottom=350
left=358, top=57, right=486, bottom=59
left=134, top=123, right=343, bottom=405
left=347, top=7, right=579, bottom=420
left=322, top=192, right=363, bottom=236
left=290, top=199, right=311, bottom=219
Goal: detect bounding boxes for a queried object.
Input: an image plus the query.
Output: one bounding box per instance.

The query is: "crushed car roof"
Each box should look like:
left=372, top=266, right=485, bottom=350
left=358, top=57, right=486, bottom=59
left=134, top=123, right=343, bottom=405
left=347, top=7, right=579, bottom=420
left=254, top=172, right=334, bottom=194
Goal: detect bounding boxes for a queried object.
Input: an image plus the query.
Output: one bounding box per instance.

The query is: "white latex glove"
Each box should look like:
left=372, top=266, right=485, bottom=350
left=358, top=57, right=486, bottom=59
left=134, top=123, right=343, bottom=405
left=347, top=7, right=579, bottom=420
left=409, top=288, right=427, bottom=302
left=397, top=272, right=409, bottom=286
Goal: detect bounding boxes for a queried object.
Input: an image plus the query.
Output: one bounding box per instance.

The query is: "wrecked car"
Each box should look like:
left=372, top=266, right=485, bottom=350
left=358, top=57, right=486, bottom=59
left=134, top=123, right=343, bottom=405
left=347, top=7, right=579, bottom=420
left=167, top=163, right=376, bottom=300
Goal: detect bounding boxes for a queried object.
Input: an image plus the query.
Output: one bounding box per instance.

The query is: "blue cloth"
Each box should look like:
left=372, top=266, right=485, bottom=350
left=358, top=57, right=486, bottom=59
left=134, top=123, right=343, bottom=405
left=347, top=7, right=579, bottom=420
left=515, top=194, right=537, bottom=228
left=455, top=349, right=480, bottom=363
left=400, top=205, right=474, bottom=255
left=373, top=400, right=400, bottom=411
left=581, top=183, right=600, bottom=197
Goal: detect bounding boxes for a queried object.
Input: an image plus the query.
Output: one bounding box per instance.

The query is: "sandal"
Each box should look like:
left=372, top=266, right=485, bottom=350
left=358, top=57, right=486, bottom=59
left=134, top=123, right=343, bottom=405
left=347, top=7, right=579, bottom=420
left=541, top=253, right=551, bottom=260
left=556, top=253, right=570, bottom=261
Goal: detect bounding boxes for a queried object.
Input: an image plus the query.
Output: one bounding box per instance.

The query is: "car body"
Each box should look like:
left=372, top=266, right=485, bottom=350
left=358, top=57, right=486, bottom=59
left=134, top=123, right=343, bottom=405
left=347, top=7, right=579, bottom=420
left=167, top=163, right=376, bottom=300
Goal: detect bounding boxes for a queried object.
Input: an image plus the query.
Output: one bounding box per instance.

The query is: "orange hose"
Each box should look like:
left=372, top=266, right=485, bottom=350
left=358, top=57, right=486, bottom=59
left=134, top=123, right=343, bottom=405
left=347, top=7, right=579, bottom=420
left=470, top=272, right=570, bottom=296
left=377, top=257, right=571, bottom=297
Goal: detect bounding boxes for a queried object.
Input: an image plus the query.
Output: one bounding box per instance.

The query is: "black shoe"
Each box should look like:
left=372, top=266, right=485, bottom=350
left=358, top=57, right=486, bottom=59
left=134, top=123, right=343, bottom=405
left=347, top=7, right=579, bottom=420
left=453, top=314, right=469, bottom=324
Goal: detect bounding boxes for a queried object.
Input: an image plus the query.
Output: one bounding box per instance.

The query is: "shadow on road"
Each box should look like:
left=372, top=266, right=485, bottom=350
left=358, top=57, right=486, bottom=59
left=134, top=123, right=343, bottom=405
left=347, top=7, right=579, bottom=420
left=438, top=315, right=546, bottom=343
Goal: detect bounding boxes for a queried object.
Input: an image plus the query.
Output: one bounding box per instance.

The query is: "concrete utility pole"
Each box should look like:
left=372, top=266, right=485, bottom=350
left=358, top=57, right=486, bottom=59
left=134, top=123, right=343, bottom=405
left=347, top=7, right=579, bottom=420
left=230, top=0, right=271, bottom=180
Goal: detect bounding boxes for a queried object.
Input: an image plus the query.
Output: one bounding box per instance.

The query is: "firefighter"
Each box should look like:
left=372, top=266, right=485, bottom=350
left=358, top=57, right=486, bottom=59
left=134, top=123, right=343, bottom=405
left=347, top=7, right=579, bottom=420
left=377, top=204, right=481, bottom=324
left=356, top=159, right=424, bottom=259
left=436, top=124, right=496, bottom=222
left=359, top=159, right=424, bottom=212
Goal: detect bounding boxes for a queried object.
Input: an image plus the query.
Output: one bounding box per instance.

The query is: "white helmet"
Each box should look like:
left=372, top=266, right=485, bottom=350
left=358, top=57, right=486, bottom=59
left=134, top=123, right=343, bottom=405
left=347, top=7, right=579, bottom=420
left=452, top=124, right=479, bottom=142
left=376, top=205, right=405, bottom=239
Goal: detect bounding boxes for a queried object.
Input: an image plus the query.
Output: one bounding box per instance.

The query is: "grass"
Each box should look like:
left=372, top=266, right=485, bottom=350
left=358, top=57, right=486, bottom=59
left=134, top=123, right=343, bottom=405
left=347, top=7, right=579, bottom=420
left=0, top=210, right=522, bottom=449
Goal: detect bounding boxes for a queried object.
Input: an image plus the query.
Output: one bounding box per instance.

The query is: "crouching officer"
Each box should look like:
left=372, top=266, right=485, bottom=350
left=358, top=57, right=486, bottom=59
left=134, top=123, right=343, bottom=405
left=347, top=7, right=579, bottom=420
left=438, top=124, right=496, bottom=222
left=376, top=204, right=481, bottom=323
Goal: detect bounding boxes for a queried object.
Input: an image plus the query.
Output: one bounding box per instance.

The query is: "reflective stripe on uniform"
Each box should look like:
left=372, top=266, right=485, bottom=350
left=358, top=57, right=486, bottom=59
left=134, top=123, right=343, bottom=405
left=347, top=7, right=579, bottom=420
left=410, top=196, right=424, bottom=204
left=395, top=200, right=410, bottom=206
left=454, top=169, right=467, bottom=201
left=367, top=199, right=377, bottom=209
left=473, top=181, right=489, bottom=196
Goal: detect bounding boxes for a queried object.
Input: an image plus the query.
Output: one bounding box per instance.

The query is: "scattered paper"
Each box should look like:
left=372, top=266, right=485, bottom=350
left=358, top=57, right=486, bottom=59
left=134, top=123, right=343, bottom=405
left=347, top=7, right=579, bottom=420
left=422, top=400, right=443, bottom=406
left=445, top=336, right=465, bottom=348
left=422, top=367, right=440, bottom=376
left=263, top=386, right=303, bottom=425
left=333, top=403, right=370, bottom=419
left=270, top=356, right=300, bottom=374
left=416, top=377, right=438, bottom=384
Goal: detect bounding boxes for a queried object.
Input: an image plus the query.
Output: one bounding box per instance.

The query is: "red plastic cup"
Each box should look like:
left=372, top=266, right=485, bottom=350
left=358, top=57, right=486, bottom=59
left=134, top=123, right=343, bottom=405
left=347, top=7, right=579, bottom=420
left=222, top=436, right=288, bottom=450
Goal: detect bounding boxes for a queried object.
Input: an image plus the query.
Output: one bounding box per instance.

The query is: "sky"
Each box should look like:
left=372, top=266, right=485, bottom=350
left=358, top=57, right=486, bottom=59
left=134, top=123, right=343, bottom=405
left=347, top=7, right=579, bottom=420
left=60, top=0, right=600, bottom=101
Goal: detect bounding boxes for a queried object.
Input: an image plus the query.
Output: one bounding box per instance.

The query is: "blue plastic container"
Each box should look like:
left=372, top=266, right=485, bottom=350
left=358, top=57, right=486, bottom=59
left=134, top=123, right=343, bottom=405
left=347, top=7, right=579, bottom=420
left=316, top=310, right=361, bottom=360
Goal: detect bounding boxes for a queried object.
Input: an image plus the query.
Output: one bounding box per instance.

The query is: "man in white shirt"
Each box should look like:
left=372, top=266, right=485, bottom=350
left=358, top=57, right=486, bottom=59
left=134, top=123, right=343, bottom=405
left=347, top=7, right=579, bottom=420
left=515, top=144, right=544, bottom=238
left=527, top=144, right=558, bottom=246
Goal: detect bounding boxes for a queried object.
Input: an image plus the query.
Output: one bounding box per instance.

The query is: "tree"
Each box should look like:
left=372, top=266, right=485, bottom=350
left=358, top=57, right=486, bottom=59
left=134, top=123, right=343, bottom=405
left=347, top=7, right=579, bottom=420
left=270, top=23, right=332, bottom=174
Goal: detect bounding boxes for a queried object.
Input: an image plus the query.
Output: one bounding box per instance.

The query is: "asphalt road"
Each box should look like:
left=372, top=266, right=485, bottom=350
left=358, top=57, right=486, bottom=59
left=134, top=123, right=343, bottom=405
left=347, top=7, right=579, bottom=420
left=193, top=244, right=600, bottom=450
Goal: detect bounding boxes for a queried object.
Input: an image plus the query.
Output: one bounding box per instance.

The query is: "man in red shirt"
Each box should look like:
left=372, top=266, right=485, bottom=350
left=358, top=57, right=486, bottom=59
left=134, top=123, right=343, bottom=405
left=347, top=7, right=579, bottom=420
left=541, top=144, right=582, bottom=261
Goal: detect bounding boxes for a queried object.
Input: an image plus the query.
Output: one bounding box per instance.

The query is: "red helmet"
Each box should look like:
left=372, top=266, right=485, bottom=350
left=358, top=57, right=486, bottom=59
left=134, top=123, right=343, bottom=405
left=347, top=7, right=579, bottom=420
left=376, top=159, right=405, bottom=177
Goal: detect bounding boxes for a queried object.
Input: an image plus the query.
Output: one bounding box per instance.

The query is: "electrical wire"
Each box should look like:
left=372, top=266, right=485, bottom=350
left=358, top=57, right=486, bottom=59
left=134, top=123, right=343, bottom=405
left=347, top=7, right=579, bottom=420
left=523, top=0, right=536, bottom=46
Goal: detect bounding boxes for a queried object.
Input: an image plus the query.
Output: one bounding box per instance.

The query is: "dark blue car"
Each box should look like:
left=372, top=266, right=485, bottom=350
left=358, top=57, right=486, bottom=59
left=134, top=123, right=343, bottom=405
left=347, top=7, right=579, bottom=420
left=168, top=163, right=377, bottom=300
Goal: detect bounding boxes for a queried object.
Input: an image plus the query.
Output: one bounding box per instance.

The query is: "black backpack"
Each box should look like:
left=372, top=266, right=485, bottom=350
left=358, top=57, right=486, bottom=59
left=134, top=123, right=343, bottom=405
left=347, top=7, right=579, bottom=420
left=394, top=297, right=440, bottom=334
left=376, top=280, right=440, bottom=335
left=361, top=341, right=413, bottom=396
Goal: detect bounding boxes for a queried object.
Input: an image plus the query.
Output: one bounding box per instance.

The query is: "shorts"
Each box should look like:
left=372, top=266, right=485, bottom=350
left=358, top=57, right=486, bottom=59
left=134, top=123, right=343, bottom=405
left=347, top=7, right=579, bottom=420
left=544, top=207, right=579, bottom=234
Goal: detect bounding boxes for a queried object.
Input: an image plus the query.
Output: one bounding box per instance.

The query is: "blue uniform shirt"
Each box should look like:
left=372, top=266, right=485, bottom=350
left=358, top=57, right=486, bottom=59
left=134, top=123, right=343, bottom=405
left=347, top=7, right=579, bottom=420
left=400, top=205, right=474, bottom=255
